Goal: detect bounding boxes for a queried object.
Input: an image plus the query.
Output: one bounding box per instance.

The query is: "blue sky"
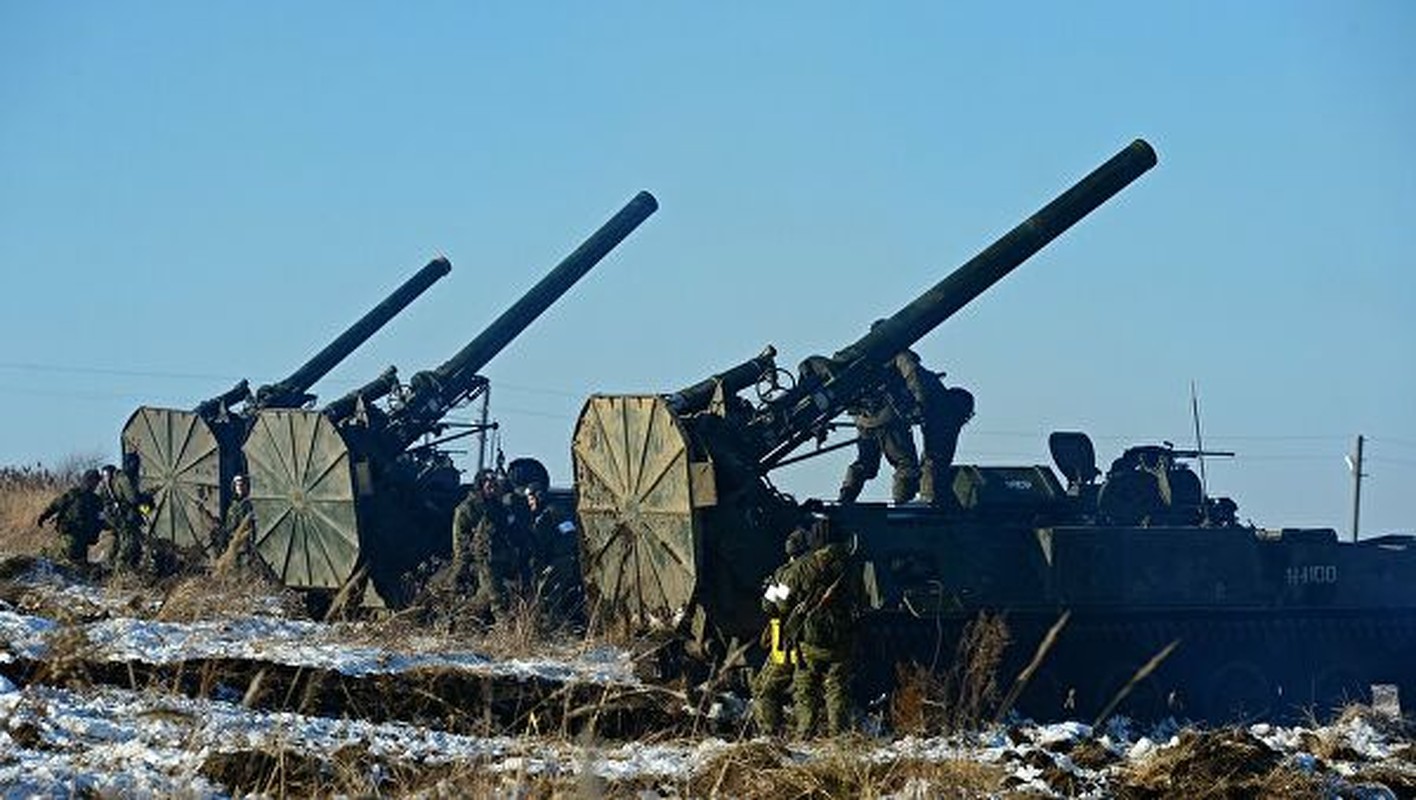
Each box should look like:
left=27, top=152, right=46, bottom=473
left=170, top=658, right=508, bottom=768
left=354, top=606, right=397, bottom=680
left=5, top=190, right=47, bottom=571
left=2, top=1, right=1412, bottom=535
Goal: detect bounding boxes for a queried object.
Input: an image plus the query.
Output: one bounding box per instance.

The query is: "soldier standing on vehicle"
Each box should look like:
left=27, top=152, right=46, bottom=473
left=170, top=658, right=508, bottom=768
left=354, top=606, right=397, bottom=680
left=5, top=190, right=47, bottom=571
left=752, top=525, right=809, bottom=736
left=837, top=369, right=922, bottom=505
left=788, top=516, right=863, bottom=737
left=891, top=348, right=974, bottom=508
left=36, top=468, right=104, bottom=570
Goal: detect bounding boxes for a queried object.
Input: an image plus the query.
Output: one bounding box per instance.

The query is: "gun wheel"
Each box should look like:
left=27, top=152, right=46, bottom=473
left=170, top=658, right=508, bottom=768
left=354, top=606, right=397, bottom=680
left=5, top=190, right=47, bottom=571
left=573, top=395, right=703, bottom=631
left=121, top=407, right=221, bottom=552
left=243, top=409, right=361, bottom=590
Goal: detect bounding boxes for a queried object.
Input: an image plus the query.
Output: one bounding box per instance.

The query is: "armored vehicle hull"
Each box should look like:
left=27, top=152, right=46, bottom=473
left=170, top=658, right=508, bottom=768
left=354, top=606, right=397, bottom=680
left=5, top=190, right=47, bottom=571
left=842, top=501, right=1416, bottom=722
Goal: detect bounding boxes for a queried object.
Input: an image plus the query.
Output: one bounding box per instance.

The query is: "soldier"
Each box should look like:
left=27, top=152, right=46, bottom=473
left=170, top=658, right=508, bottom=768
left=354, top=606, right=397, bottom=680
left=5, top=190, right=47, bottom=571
left=98, top=462, right=148, bottom=573
left=216, top=474, right=259, bottom=570
left=891, top=348, right=974, bottom=508
left=788, top=516, right=863, bottom=737
left=36, top=468, right=104, bottom=570
left=837, top=366, right=922, bottom=505
left=521, top=482, right=582, bottom=619
left=452, top=469, right=522, bottom=619
left=752, top=525, right=809, bottom=736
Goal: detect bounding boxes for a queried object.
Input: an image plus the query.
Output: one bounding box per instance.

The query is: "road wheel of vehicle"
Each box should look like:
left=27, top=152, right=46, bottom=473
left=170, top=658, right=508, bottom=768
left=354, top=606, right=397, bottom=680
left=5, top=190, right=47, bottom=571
left=1204, top=661, right=1274, bottom=722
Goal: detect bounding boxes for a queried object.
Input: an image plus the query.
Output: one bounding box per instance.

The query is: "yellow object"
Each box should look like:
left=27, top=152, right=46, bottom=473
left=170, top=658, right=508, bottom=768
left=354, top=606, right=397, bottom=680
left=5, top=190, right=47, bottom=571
left=769, top=618, right=798, bottom=665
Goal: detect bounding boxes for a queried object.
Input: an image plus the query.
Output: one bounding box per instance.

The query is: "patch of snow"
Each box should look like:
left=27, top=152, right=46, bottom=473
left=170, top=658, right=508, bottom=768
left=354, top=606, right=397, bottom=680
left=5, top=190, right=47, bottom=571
left=0, top=609, right=56, bottom=659
left=0, top=609, right=638, bottom=685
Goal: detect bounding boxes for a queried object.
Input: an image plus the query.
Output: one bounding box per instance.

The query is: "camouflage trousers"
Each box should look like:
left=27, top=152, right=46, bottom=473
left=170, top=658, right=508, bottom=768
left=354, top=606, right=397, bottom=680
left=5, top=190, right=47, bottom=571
left=54, top=529, right=94, bottom=568
left=792, top=653, right=853, bottom=737
left=752, top=657, right=796, bottom=735
left=918, top=425, right=962, bottom=508
left=112, top=524, right=145, bottom=573
left=839, top=423, right=920, bottom=504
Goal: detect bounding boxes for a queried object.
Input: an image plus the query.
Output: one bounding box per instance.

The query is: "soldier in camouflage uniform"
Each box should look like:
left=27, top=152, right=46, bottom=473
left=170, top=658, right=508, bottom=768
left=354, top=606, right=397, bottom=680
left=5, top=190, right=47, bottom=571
left=521, top=482, right=582, bottom=620
left=216, top=474, right=262, bottom=572
left=36, top=469, right=104, bottom=569
left=98, top=463, right=147, bottom=573
left=452, top=470, right=523, bottom=619
left=891, top=348, right=974, bottom=508
left=837, top=366, right=921, bottom=505
left=788, top=517, right=863, bottom=737
left=752, top=525, right=809, bottom=736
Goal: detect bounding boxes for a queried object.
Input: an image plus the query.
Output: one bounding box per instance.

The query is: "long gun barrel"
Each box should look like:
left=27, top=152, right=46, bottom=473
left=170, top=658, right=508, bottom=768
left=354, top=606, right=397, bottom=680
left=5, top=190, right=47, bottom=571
left=757, top=139, right=1158, bottom=467
left=252, top=257, right=452, bottom=409
left=387, top=191, right=659, bottom=449
left=193, top=379, right=251, bottom=420
left=322, top=366, right=400, bottom=422
left=667, top=346, right=778, bottom=415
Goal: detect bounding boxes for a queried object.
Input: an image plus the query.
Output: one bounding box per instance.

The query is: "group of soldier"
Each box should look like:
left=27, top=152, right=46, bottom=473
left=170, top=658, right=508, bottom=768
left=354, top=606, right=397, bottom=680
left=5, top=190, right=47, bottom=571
left=753, top=341, right=973, bottom=737
left=447, top=467, right=581, bottom=623
left=837, top=338, right=974, bottom=507
left=35, top=455, right=153, bottom=576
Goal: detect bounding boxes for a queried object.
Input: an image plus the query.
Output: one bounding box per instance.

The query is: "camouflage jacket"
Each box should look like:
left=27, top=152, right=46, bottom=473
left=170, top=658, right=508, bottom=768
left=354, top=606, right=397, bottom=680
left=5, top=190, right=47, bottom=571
left=453, top=492, right=524, bottom=579
left=529, top=503, right=577, bottom=576
left=99, top=474, right=146, bottom=531
left=39, top=488, right=104, bottom=542
left=785, top=543, right=862, bottom=660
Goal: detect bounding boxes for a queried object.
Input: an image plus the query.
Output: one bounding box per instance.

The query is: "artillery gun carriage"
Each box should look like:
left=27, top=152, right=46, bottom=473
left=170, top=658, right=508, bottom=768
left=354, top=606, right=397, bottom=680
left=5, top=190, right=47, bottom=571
left=120, top=258, right=451, bottom=554
left=242, top=192, right=658, bottom=605
left=571, top=140, right=1416, bottom=722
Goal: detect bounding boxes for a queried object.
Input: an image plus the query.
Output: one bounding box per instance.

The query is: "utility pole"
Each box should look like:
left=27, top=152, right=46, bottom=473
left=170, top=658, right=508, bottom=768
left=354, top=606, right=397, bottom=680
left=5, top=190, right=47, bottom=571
left=1349, top=434, right=1365, bottom=542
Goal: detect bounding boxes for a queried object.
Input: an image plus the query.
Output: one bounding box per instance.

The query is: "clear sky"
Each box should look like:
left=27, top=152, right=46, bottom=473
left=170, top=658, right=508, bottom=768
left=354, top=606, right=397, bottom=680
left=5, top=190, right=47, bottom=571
left=2, top=2, right=1413, bottom=535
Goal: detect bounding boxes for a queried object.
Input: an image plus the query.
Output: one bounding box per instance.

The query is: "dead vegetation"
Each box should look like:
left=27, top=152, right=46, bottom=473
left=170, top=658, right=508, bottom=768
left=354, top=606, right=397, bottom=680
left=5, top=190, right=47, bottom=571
left=154, top=569, right=306, bottom=622
left=890, top=611, right=1011, bottom=735
left=0, top=463, right=82, bottom=558
left=1114, top=728, right=1324, bottom=799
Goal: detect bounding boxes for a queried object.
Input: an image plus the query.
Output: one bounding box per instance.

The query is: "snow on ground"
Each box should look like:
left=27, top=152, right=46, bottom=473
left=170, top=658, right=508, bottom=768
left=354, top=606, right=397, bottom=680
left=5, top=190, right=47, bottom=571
left=1, top=562, right=637, bottom=685
left=3, top=677, right=1414, bottom=798
left=0, top=601, right=636, bottom=685
left=0, top=680, right=732, bottom=798
left=4, top=563, right=1416, bottom=797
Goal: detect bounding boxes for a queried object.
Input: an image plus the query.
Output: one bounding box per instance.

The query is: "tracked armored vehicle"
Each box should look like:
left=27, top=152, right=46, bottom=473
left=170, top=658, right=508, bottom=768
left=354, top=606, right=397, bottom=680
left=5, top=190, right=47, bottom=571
left=571, top=140, right=1416, bottom=723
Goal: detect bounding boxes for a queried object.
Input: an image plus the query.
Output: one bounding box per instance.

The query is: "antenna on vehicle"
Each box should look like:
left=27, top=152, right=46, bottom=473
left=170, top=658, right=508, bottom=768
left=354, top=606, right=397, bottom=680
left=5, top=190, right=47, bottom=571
left=1190, top=380, right=1208, bottom=497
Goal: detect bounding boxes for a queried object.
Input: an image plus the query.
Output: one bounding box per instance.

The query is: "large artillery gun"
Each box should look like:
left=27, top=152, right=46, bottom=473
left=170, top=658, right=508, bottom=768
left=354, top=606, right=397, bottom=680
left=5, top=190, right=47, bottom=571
left=573, top=140, right=1416, bottom=723
left=242, top=192, right=658, bottom=604
left=120, top=258, right=451, bottom=553
left=572, top=140, right=1158, bottom=659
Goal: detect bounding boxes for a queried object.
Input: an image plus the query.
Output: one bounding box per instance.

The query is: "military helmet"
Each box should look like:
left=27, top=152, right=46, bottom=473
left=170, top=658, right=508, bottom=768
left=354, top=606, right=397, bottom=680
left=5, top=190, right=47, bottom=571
left=784, top=527, right=808, bottom=558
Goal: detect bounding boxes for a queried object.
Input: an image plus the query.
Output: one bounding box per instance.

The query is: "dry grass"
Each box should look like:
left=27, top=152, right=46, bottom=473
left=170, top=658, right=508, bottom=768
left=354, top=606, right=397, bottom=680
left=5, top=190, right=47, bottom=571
left=197, top=739, right=1011, bottom=800
left=0, top=464, right=74, bottom=558
left=1115, top=728, right=1324, bottom=799
left=890, top=612, right=1010, bottom=735
left=155, top=570, right=307, bottom=622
